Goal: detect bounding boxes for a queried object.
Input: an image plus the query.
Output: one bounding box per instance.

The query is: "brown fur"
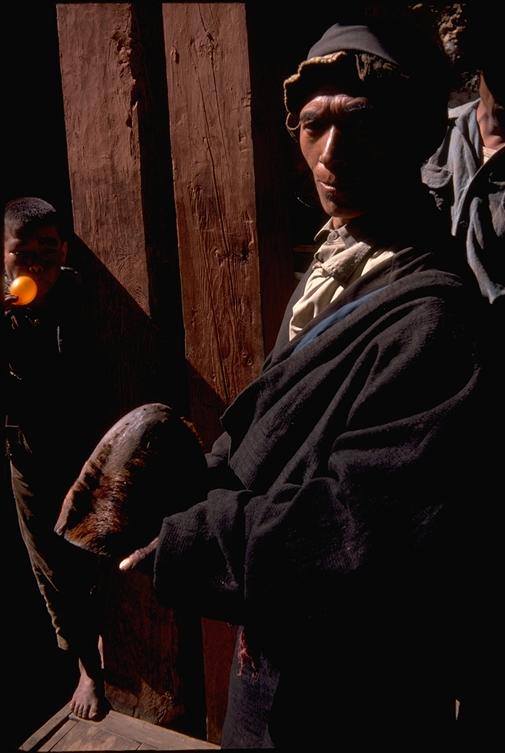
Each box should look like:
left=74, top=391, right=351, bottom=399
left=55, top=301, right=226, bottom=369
left=56, top=405, right=208, bottom=558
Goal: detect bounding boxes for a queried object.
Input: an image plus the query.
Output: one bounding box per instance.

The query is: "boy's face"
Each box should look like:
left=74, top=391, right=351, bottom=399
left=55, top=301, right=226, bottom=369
left=4, top=223, right=68, bottom=305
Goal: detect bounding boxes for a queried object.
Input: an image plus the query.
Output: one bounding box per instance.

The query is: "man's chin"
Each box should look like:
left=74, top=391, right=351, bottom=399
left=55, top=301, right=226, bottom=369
left=325, top=202, right=366, bottom=224
left=319, top=191, right=366, bottom=218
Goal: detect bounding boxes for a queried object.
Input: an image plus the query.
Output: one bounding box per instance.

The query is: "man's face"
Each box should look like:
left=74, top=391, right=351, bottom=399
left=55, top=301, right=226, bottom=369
left=4, top=223, right=67, bottom=304
left=299, top=86, right=391, bottom=225
left=481, top=68, right=505, bottom=131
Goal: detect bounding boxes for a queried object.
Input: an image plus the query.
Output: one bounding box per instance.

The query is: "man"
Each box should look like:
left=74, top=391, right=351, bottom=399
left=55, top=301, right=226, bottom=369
left=423, top=61, right=505, bottom=305
left=66, top=18, right=496, bottom=746
left=422, top=38, right=504, bottom=305
left=422, top=36, right=504, bottom=725
left=4, top=197, right=107, bottom=720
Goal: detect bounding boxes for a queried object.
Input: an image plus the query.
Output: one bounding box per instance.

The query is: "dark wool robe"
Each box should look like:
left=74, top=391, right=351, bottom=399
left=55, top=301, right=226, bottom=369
left=154, top=221, right=496, bottom=745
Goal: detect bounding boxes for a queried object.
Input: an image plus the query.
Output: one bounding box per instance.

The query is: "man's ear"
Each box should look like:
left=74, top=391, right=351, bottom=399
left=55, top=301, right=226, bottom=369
left=61, top=239, right=69, bottom=264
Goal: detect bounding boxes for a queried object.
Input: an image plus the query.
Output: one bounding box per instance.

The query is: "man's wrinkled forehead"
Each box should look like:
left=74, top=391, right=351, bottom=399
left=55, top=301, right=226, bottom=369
left=298, top=89, right=374, bottom=122
left=285, top=53, right=398, bottom=124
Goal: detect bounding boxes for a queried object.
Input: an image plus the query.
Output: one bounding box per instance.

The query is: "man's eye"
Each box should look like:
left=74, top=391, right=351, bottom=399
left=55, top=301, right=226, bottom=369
left=301, top=119, right=324, bottom=133
left=346, top=109, right=377, bottom=128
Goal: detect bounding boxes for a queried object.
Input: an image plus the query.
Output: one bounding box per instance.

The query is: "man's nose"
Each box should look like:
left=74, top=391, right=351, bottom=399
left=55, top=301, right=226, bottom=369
left=319, top=125, right=341, bottom=166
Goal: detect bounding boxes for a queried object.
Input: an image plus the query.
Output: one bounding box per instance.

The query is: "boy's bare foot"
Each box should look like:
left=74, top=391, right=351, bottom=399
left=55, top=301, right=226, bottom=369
left=70, top=663, right=105, bottom=720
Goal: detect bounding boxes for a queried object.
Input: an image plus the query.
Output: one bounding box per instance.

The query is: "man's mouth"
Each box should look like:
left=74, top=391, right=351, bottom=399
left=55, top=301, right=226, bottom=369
left=319, top=181, right=337, bottom=192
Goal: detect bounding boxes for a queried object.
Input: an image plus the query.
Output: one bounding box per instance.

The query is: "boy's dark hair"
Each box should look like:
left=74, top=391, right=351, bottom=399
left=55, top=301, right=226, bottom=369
left=4, top=196, right=65, bottom=238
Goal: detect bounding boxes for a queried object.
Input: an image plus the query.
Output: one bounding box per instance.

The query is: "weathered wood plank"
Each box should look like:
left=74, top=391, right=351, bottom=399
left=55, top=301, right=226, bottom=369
left=57, top=2, right=185, bottom=418
left=38, top=721, right=81, bottom=752
left=99, top=565, right=205, bottom=735
left=162, top=2, right=265, bottom=446
left=19, top=703, right=74, bottom=751
left=244, top=5, right=297, bottom=353
left=21, top=706, right=219, bottom=752
left=57, top=3, right=149, bottom=314
left=100, top=568, right=182, bottom=727
left=162, top=6, right=255, bottom=742
left=200, top=619, right=237, bottom=745
left=161, top=4, right=294, bottom=743
left=74, top=709, right=219, bottom=749
left=98, top=565, right=205, bottom=735
left=50, top=723, right=139, bottom=751
left=56, top=3, right=203, bottom=735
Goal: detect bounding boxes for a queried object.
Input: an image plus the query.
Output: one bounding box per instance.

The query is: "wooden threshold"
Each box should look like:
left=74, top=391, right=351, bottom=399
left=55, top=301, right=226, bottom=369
left=19, top=702, right=219, bottom=751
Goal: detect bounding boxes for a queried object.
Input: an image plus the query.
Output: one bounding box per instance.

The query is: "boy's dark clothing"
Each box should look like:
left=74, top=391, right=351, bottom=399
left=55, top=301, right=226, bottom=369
left=152, top=207, right=495, bottom=745
left=5, top=268, right=103, bottom=651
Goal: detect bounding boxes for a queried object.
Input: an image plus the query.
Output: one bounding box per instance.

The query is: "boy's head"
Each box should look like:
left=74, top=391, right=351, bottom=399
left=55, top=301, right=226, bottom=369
left=4, top=197, right=68, bottom=305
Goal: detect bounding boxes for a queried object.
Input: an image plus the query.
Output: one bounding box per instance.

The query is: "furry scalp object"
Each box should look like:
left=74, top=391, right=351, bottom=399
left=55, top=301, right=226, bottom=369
left=55, top=403, right=207, bottom=558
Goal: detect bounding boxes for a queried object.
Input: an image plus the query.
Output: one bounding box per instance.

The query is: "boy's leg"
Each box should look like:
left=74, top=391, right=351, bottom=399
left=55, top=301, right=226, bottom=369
left=11, top=459, right=106, bottom=719
left=71, top=632, right=105, bottom=720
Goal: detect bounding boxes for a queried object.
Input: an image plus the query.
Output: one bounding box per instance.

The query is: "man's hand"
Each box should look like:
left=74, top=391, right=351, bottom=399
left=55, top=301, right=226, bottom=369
left=119, top=536, right=159, bottom=572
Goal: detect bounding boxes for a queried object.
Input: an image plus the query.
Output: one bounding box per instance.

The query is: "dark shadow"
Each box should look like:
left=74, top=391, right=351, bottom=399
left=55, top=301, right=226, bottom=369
left=130, top=4, right=186, bottom=364
left=101, top=567, right=207, bottom=740
left=184, top=362, right=227, bottom=452
left=3, top=3, right=73, bottom=229
left=69, top=234, right=187, bottom=427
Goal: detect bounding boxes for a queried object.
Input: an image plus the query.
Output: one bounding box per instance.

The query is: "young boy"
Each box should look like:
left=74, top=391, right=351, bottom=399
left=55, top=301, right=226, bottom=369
left=4, top=196, right=106, bottom=720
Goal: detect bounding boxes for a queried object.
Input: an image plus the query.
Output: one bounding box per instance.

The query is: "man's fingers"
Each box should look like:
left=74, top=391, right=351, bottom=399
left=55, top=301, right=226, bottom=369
left=118, top=550, right=144, bottom=571
left=119, top=537, right=159, bottom=572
